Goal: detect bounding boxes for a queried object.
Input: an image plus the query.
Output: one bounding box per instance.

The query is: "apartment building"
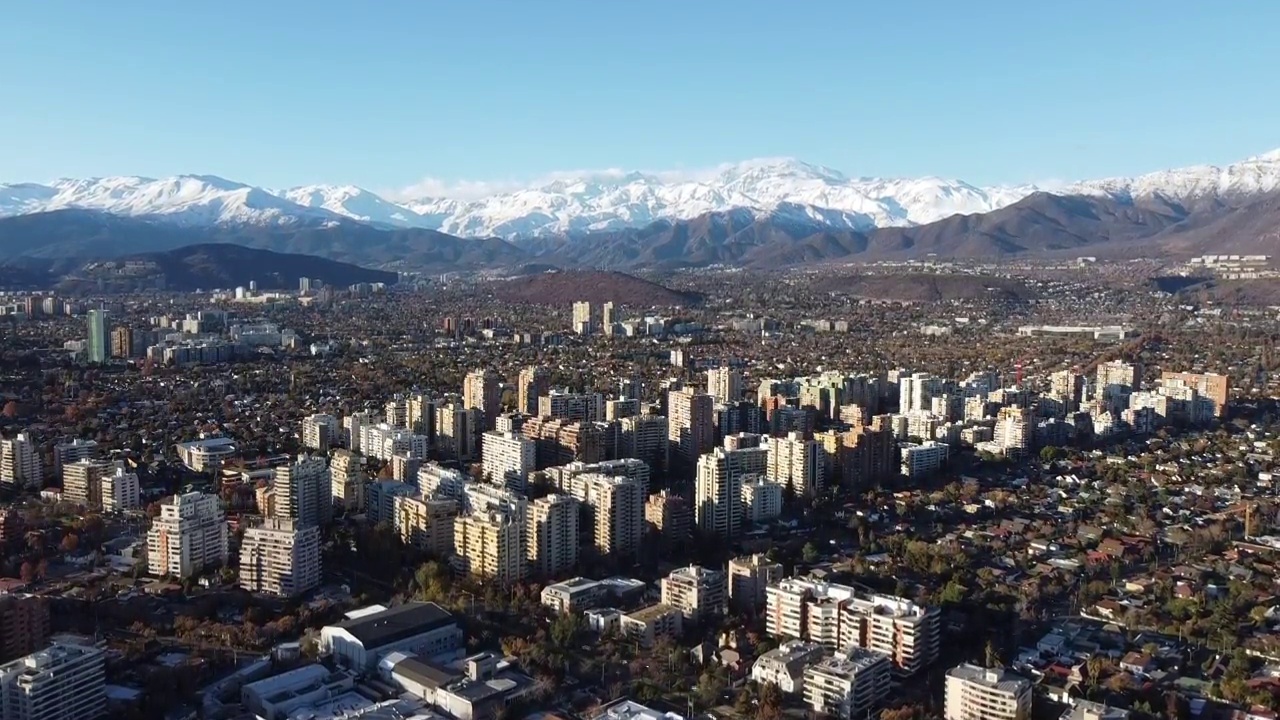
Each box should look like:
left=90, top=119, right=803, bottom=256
left=100, top=464, right=141, bottom=512
left=239, top=517, right=322, bottom=597
left=463, top=369, right=501, bottom=430
left=539, top=389, right=606, bottom=423
left=766, top=432, right=825, bottom=497
left=517, top=366, right=551, bottom=416
left=619, top=414, right=669, bottom=473
left=765, top=578, right=940, bottom=676
left=302, top=414, right=340, bottom=452
left=546, top=457, right=651, bottom=498
left=728, top=554, right=784, bottom=614
left=522, top=416, right=606, bottom=468
left=274, top=454, right=332, bottom=528
left=436, top=403, right=484, bottom=462
left=695, top=444, right=768, bottom=541
left=582, top=474, right=644, bottom=560
left=392, top=495, right=458, bottom=557
left=481, top=431, right=536, bottom=491
left=660, top=565, right=727, bottom=623
left=620, top=604, right=682, bottom=648
left=944, top=663, right=1032, bottom=720
left=668, top=389, right=715, bottom=465
left=900, top=441, right=949, bottom=479
left=741, top=475, right=784, bottom=525
left=61, top=458, right=111, bottom=508
left=0, top=433, right=42, bottom=488
left=803, top=649, right=892, bottom=720
left=329, top=449, right=367, bottom=514
left=706, top=367, right=743, bottom=403
left=147, top=492, right=228, bottom=579
left=0, top=595, right=50, bottom=664
left=0, top=641, right=105, bottom=720
left=453, top=509, right=526, bottom=586
left=526, top=494, right=579, bottom=578
left=643, top=490, right=691, bottom=555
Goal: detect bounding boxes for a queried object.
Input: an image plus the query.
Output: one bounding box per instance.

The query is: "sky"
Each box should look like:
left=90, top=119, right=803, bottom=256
left=2, top=0, right=1279, bottom=196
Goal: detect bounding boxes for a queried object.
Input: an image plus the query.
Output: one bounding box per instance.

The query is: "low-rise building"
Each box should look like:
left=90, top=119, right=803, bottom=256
left=944, top=663, right=1032, bottom=720
left=750, top=639, right=826, bottom=694
left=802, top=649, right=892, bottom=720
left=320, top=603, right=462, bottom=673
left=620, top=604, right=682, bottom=647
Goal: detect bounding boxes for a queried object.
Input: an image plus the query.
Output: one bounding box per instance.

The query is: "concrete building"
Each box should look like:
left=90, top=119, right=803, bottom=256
left=620, top=414, right=669, bottom=474
left=706, top=367, right=743, bottom=404
left=146, top=491, right=228, bottom=579
left=343, top=411, right=374, bottom=453
left=100, top=464, right=141, bottom=512
left=751, top=639, right=826, bottom=694
left=582, top=474, right=644, bottom=560
left=541, top=576, right=607, bottom=615
left=1161, top=370, right=1230, bottom=418
left=239, top=517, right=322, bottom=597
left=463, top=369, right=502, bottom=430
left=668, top=389, right=715, bottom=466
left=572, top=301, right=594, bottom=335
left=1059, top=701, right=1129, bottom=720
left=437, top=403, right=484, bottom=462
left=546, top=457, right=651, bottom=498
left=0, top=595, right=50, bottom=664
left=240, top=663, right=355, bottom=720
left=944, top=663, right=1032, bottom=720
left=53, top=438, right=98, bottom=472
left=61, top=458, right=111, bottom=508
left=361, top=423, right=430, bottom=462
left=765, top=432, right=825, bottom=497
left=803, top=649, right=892, bottom=720
left=86, top=308, right=109, bottom=363
left=366, top=479, right=417, bottom=525
left=274, top=454, right=332, bottom=528
left=539, top=389, right=606, bottom=424
left=0, top=433, right=42, bottom=488
left=899, top=372, right=942, bottom=415
left=173, top=437, right=234, bottom=472
left=695, top=444, right=768, bottom=541
left=320, top=602, right=462, bottom=673
left=393, top=495, right=458, bottom=557
left=993, top=406, right=1032, bottom=453
left=900, top=441, right=949, bottom=479
left=741, top=475, right=784, bottom=524
left=521, top=416, right=606, bottom=468
left=0, top=641, right=105, bottom=720
left=454, top=510, right=527, bottom=586
left=516, top=366, right=550, bottom=416
left=526, top=494, right=579, bottom=578
left=765, top=578, right=940, bottom=676
left=660, top=565, right=726, bottom=623
left=620, top=604, right=682, bottom=648
left=302, top=414, right=340, bottom=451
left=481, top=431, right=536, bottom=491
left=728, top=553, right=784, bottom=614
left=329, top=449, right=367, bottom=514
left=644, top=490, right=691, bottom=555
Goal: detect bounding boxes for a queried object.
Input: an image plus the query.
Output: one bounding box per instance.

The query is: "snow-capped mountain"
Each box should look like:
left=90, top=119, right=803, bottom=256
left=2, top=150, right=1279, bottom=239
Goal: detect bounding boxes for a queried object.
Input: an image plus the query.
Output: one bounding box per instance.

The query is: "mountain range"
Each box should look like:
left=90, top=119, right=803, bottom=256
left=2, top=150, right=1279, bottom=270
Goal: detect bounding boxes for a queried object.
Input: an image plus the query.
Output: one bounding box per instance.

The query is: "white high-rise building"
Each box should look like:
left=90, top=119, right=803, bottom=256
left=660, top=565, right=727, bottom=623
left=695, top=445, right=768, bottom=541
left=343, top=411, right=374, bottom=453
left=360, top=423, right=429, bottom=461
left=239, top=518, right=322, bottom=597
left=765, top=577, right=940, bottom=676
left=706, top=367, right=743, bottom=404
left=545, top=457, right=651, bottom=499
left=481, top=431, right=536, bottom=491
left=620, top=414, right=669, bottom=473
left=572, top=301, right=594, bottom=335
left=741, top=475, right=784, bottom=524
left=669, top=390, right=715, bottom=463
left=0, top=433, right=42, bottom=488
left=538, top=390, right=606, bottom=423
left=899, top=372, right=941, bottom=415
left=147, top=492, right=228, bottom=579
left=53, top=438, right=97, bottom=472
left=527, top=493, right=579, bottom=578
left=900, top=441, right=949, bottom=479
left=581, top=474, right=644, bottom=559
left=992, top=407, right=1032, bottom=452
left=392, top=494, right=457, bottom=556
left=61, top=458, right=111, bottom=508
left=803, top=649, right=892, bottom=720
left=329, top=449, right=367, bottom=514
left=765, top=431, right=825, bottom=497
left=302, top=414, right=340, bottom=451
left=100, top=465, right=141, bottom=512
left=274, top=455, right=332, bottom=528
left=944, top=663, right=1032, bottom=720
left=0, top=641, right=106, bottom=720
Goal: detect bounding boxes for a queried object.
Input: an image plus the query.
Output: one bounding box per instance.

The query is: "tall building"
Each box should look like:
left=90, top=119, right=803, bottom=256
left=437, top=402, right=483, bottom=462
left=695, top=444, right=768, bottom=541
left=899, top=372, right=941, bottom=415
left=86, top=309, right=109, bottom=364
left=147, top=492, right=228, bottom=578
left=803, top=650, right=892, bottom=720
left=766, top=432, right=825, bottom=497
left=360, top=423, right=429, bottom=461
left=545, top=458, right=651, bottom=499
left=741, top=476, right=784, bottom=525
left=53, top=438, right=97, bottom=473
left=706, top=367, right=743, bottom=404
left=392, top=495, right=457, bottom=556
left=644, top=490, right=691, bottom=556
left=900, top=441, right=949, bottom=479
left=620, top=414, right=669, bottom=473
left=463, top=369, right=502, bottom=430
left=992, top=407, right=1032, bottom=452
left=669, top=389, right=715, bottom=466
left=302, top=414, right=340, bottom=452
left=521, top=417, right=605, bottom=468
left=0, top=595, right=50, bottom=663
left=837, top=419, right=896, bottom=488
left=407, top=393, right=438, bottom=438
left=329, top=449, right=367, bottom=514
left=1096, top=360, right=1141, bottom=406
left=517, top=366, right=551, bottom=416
left=582, top=474, right=644, bottom=560
left=453, top=509, right=526, bottom=586
left=601, top=302, right=617, bottom=334
left=1, top=433, right=42, bottom=488
left=384, top=395, right=410, bottom=428
left=1048, top=369, right=1085, bottom=413
left=110, top=326, right=134, bottom=359
left=481, top=431, right=537, bottom=491
left=944, top=663, right=1032, bottom=720
left=274, top=455, right=332, bottom=528
left=572, top=301, right=594, bottom=335
left=61, top=459, right=111, bottom=508
left=539, top=390, right=606, bottom=423
left=0, top=641, right=105, bottom=720
left=1161, top=371, right=1230, bottom=418
left=100, top=464, right=141, bottom=512
left=343, top=411, right=374, bottom=453
left=765, top=578, right=940, bottom=676
left=728, top=553, right=783, bottom=615
left=660, top=565, right=726, bottom=623
left=239, top=518, right=322, bottom=597
left=526, top=494, right=579, bottom=578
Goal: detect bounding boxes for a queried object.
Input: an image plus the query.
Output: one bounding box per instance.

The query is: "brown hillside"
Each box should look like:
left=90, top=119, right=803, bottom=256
left=489, top=270, right=702, bottom=308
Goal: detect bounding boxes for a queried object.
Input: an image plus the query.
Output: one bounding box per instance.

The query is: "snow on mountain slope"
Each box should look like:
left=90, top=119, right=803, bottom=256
left=0, top=175, right=344, bottom=226
left=3, top=150, right=1279, bottom=238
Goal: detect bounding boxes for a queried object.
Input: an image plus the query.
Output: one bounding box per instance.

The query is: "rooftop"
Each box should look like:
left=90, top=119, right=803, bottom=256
left=593, top=699, right=685, bottom=720
left=329, top=602, right=456, bottom=649
left=947, top=663, right=1032, bottom=695
left=806, top=648, right=890, bottom=677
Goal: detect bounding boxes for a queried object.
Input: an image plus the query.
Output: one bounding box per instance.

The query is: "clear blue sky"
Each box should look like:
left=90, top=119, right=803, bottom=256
left=3, top=0, right=1279, bottom=193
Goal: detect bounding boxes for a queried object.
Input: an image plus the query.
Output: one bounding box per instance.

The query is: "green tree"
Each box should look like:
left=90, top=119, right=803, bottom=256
left=801, top=542, right=820, bottom=564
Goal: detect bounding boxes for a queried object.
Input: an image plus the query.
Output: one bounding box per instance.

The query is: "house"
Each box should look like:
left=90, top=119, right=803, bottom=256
left=1119, top=652, right=1155, bottom=676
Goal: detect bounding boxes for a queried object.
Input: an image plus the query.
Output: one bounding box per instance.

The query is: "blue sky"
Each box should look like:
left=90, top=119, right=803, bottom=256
left=2, top=1, right=1278, bottom=194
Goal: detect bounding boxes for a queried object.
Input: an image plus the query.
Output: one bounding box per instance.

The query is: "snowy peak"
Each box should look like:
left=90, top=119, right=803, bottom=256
left=1069, top=150, right=1280, bottom=203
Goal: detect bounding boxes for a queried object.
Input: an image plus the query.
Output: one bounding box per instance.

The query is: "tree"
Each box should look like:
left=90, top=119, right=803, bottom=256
left=61, top=534, right=80, bottom=553
left=757, top=682, right=783, bottom=720
left=984, top=639, right=1003, bottom=668
left=801, top=542, right=820, bottom=564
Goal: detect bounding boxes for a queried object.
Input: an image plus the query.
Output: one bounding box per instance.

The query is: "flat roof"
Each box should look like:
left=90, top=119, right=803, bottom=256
left=330, top=602, right=455, bottom=649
